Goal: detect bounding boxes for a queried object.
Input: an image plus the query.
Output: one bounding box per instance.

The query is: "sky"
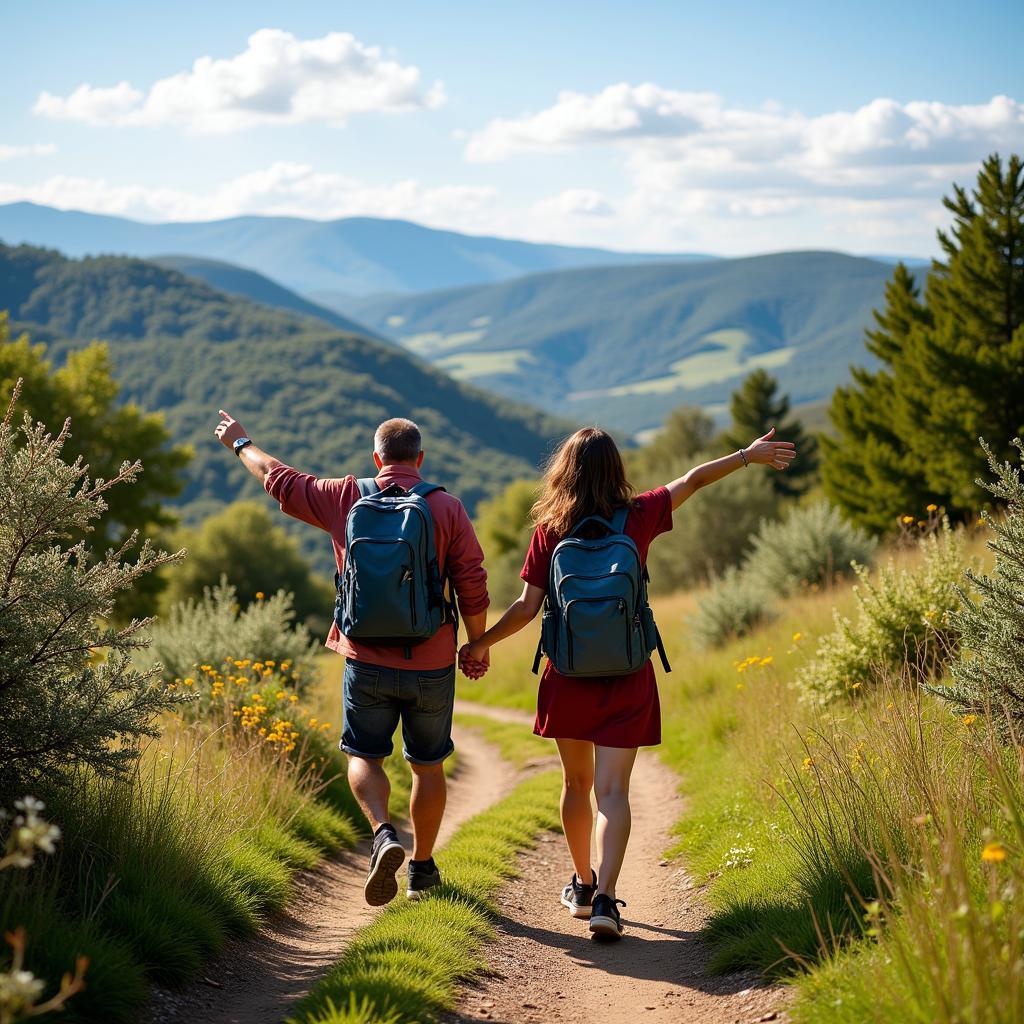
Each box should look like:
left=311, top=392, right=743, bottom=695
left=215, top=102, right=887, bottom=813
left=2, top=0, right=1022, bottom=257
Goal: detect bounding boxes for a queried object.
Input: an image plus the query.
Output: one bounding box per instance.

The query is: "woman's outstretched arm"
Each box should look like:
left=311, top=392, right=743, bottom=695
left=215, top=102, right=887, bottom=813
left=460, top=582, right=545, bottom=667
left=666, top=426, right=796, bottom=510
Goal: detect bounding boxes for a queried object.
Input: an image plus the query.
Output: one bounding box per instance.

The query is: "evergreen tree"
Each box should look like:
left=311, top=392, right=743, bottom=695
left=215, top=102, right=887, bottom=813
left=824, top=154, right=1024, bottom=529
left=722, top=369, right=818, bottom=497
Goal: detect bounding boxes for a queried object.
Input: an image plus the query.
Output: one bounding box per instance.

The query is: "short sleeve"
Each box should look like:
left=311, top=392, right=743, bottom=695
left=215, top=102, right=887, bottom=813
left=629, top=487, right=674, bottom=547
left=520, top=525, right=556, bottom=589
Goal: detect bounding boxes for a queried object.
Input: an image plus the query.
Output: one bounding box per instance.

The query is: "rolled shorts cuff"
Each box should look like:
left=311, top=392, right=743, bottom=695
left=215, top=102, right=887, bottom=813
left=340, top=740, right=394, bottom=761
left=404, top=739, right=455, bottom=766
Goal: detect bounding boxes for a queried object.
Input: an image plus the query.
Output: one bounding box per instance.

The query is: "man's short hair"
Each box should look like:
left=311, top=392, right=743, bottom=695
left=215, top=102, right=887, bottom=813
left=374, top=418, right=422, bottom=463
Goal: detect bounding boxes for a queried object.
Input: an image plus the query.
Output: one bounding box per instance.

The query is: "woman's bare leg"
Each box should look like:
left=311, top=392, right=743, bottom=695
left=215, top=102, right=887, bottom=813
left=594, top=745, right=638, bottom=899
left=555, top=737, right=595, bottom=881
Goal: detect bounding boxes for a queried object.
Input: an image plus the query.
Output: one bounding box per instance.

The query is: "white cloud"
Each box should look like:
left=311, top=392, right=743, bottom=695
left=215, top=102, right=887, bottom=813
left=533, top=188, right=614, bottom=219
left=33, top=29, right=444, bottom=132
left=0, top=143, right=57, bottom=161
left=0, top=162, right=495, bottom=228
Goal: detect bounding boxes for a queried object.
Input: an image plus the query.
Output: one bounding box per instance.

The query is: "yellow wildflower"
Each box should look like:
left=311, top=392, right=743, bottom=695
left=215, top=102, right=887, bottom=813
left=276, top=690, right=287, bottom=700
left=901, top=515, right=914, bottom=524
left=926, top=503, right=938, bottom=512
left=981, top=842, right=1007, bottom=864
left=962, top=714, right=977, bottom=727
left=792, top=632, right=803, bottom=643
left=760, top=656, right=773, bottom=666
left=289, top=694, right=298, bottom=703
left=255, top=591, right=265, bottom=600
left=802, top=757, right=814, bottom=771
left=265, top=660, right=275, bottom=667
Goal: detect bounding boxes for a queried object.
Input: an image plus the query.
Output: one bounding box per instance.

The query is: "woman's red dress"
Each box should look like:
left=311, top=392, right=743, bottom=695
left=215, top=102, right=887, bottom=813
left=519, top=487, right=673, bottom=748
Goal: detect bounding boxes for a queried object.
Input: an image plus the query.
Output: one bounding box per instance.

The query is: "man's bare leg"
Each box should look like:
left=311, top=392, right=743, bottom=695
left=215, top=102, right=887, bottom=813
left=409, top=761, right=446, bottom=861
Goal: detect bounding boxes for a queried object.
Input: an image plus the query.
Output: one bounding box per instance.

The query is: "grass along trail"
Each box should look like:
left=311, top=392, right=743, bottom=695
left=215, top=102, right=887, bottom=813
left=448, top=702, right=787, bottom=1024
left=146, top=723, right=514, bottom=1024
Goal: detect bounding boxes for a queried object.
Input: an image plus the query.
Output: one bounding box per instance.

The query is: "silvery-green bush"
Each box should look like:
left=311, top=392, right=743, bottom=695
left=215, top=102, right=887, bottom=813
left=690, top=567, right=775, bottom=649
left=147, top=579, right=319, bottom=692
left=743, top=502, right=876, bottom=596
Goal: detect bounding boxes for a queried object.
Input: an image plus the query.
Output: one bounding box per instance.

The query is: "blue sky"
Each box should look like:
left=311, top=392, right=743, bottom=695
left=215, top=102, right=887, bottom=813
left=2, top=0, right=1022, bottom=256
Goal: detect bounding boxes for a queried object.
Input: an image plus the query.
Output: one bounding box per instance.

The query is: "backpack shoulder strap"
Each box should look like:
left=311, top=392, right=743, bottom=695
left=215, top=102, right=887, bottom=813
left=610, top=505, right=629, bottom=534
left=355, top=477, right=379, bottom=498
left=409, top=481, right=446, bottom=499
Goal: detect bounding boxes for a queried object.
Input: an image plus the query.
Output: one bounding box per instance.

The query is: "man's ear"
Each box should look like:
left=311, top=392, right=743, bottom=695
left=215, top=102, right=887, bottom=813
left=373, top=451, right=383, bottom=470
left=416, top=451, right=425, bottom=469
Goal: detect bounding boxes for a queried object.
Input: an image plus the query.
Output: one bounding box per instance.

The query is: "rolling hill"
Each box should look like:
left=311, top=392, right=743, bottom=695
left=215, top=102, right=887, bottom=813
left=0, top=202, right=710, bottom=297
left=346, top=252, right=896, bottom=435
left=0, top=243, right=570, bottom=567
left=151, top=255, right=383, bottom=339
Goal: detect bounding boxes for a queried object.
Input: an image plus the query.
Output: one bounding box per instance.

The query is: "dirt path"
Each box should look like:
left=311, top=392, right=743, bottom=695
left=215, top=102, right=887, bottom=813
left=447, top=703, right=787, bottom=1024
left=146, top=724, right=514, bottom=1024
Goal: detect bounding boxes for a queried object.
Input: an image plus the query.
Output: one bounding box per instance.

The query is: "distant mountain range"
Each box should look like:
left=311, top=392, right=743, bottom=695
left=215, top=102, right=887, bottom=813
left=0, top=243, right=568, bottom=568
left=345, top=252, right=897, bottom=435
left=0, top=202, right=711, bottom=297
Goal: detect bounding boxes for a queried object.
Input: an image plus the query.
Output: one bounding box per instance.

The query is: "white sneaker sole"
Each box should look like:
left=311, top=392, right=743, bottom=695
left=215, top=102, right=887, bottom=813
left=364, top=841, right=405, bottom=907
left=589, top=914, right=624, bottom=939
left=406, top=883, right=439, bottom=901
left=560, top=893, right=593, bottom=919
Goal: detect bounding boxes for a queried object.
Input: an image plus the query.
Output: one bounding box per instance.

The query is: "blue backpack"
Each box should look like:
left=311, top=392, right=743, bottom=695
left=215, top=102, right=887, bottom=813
left=532, top=507, right=671, bottom=678
left=336, top=479, right=455, bottom=654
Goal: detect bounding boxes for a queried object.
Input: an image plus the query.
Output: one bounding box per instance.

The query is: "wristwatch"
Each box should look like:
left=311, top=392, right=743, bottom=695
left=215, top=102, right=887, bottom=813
left=233, top=436, right=253, bottom=457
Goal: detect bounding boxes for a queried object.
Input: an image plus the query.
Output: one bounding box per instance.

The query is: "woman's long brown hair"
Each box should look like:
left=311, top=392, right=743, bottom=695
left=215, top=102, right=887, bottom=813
left=531, top=427, right=635, bottom=538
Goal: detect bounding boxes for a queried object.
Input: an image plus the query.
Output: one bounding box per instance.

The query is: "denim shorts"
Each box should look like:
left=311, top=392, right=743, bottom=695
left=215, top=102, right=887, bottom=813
left=340, top=659, right=456, bottom=765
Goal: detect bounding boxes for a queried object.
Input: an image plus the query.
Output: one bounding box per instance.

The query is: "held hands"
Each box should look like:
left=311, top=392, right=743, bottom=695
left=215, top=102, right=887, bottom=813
left=744, top=427, right=797, bottom=471
left=458, top=641, right=490, bottom=680
left=214, top=409, right=247, bottom=450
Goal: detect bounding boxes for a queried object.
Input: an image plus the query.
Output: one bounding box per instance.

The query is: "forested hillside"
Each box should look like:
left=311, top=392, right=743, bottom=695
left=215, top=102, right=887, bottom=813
left=348, top=251, right=893, bottom=434
left=0, top=243, right=568, bottom=566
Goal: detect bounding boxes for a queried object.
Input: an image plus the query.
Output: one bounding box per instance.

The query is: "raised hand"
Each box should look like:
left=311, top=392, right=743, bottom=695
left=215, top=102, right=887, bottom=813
left=745, top=426, right=797, bottom=471
left=214, top=409, right=248, bottom=450
left=459, top=642, right=490, bottom=680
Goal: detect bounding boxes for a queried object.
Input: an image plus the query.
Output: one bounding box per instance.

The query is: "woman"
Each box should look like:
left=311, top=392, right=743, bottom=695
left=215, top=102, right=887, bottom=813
left=460, top=425, right=796, bottom=939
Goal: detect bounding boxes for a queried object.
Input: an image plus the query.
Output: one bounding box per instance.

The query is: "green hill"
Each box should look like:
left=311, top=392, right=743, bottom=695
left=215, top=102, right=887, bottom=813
left=0, top=243, right=569, bottom=567
left=0, top=201, right=712, bottom=297
left=152, top=254, right=384, bottom=339
left=348, top=252, right=895, bottom=435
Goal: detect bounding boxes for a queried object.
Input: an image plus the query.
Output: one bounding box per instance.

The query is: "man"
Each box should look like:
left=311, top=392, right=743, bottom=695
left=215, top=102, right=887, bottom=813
left=214, top=410, right=489, bottom=905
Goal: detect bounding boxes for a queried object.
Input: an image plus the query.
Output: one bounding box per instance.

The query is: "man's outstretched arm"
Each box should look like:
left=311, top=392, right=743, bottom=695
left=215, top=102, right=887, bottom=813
left=214, top=409, right=277, bottom=485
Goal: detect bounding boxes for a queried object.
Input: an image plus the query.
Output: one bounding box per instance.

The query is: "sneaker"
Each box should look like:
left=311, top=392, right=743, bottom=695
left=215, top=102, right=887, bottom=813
left=364, top=825, right=405, bottom=907
left=589, top=894, right=627, bottom=939
left=407, top=857, right=442, bottom=900
left=560, top=870, right=597, bottom=918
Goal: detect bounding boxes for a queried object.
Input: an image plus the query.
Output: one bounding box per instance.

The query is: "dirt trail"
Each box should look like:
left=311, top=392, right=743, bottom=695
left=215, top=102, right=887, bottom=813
left=146, top=724, right=513, bottom=1024
left=447, top=703, right=787, bottom=1024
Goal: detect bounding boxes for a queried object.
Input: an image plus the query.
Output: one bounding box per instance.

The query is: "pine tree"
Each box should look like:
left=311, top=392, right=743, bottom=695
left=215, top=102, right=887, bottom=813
left=939, top=438, right=1024, bottom=729
left=722, top=369, right=818, bottom=497
left=0, top=381, right=187, bottom=794
left=823, top=154, right=1024, bottom=530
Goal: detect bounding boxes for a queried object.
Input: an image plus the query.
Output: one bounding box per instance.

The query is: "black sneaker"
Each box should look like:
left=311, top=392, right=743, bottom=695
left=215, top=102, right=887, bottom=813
left=589, top=894, right=627, bottom=939
left=407, top=857, right=442, bottom=900
left=364, top=825, right=405, bottom=907
left=560, top=870, right=597, bottom=918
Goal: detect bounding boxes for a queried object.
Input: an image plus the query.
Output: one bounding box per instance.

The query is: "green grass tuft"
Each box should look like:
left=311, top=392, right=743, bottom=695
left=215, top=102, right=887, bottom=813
left=291, top=770, right=561, bottom=1024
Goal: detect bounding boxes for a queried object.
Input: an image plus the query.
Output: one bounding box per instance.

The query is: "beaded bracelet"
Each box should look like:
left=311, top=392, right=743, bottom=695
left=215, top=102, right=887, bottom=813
left=738, top=448, right=749, bottom=467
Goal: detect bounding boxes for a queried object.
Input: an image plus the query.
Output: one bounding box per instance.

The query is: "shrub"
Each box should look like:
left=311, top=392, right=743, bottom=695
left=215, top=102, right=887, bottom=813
left=690, top=567, right=775, bottom=649
left=798, top=523, right=966, bottom=703
left=147, top=579, right=319, bottom=691
left=938, top=438, right=1024, bottom=728
left=474, top=479, right=537, bottom=606
left=743, top=502, right=875, bottom=597
left=0, top=382, right=186, bottom=794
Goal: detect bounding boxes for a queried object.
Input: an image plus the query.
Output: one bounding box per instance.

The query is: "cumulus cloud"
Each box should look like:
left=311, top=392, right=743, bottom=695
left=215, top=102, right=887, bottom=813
left=466, top=86, right=1024, bottom=197
left=0, top=162, right=495, bottom=227
left=0, top=143, right=57, bottom=161
left=33, top=29, right=445, bottom=131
